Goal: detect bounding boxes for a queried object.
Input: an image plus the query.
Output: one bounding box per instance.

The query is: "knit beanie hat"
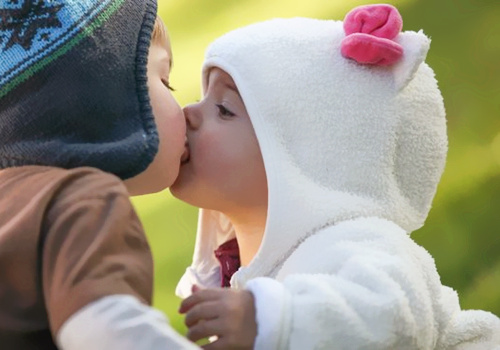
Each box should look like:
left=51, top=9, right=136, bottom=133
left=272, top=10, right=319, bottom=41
left=200, top=4, right=447, bottom=233
left=0, top=0, right=158, bottom=180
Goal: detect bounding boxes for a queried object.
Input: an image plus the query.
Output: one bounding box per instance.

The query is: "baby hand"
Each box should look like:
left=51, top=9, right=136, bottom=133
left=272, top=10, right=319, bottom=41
left=179, top=286, right=257, bottom=350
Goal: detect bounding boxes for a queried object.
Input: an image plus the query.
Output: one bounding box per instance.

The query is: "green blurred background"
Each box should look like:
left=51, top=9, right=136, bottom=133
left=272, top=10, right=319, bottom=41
left=131, top=0, right=500, bottom=333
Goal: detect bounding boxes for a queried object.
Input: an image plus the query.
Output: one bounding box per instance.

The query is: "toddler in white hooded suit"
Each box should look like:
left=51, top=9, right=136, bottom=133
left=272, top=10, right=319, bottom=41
left=171, top=4, right=500, bottom=349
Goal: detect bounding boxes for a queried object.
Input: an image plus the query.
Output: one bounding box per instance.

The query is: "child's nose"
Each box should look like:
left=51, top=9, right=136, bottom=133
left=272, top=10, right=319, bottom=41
left=183, top=104, right=201, bottom=130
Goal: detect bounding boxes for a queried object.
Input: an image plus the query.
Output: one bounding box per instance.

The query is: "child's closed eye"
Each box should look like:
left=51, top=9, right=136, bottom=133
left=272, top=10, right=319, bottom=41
left=161, top=79, right=175, bottom=92
left=216, top=104, right=235, bottom=118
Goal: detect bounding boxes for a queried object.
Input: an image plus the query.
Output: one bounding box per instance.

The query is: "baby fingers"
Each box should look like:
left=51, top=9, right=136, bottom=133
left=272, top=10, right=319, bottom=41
left=185, top=301, right=220, bottom=327
left=186, top=318, right=225, bottom=342
left=179, top=288, right=223, bottom=314
left=201, top=337, right=251, bottom=350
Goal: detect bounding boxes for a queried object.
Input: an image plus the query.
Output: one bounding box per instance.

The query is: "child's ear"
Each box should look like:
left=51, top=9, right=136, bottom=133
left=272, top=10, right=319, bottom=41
left=393, top=30, right=431, bottom=91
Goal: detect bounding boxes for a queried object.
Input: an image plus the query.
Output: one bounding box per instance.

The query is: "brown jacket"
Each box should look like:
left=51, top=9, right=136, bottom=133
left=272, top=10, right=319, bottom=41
left=0, top=166, right=153, bottom=349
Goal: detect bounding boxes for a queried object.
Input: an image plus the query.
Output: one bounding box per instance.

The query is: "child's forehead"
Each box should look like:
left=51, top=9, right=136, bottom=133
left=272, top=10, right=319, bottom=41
left=207, top=67, right=239, bottom=92
left=151, top=17, right=172, bottom=58
left=149, top=36, right=173, bottom=68
left=163, top=38, right=173, bottom=66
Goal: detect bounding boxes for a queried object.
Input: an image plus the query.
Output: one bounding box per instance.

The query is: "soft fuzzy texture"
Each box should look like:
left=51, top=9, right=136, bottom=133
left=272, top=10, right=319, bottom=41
left=177, top=5, right=500, bottom=349
left=0, top=0, right=158, bottom=180
left=58, top=295, right=200, bottom=350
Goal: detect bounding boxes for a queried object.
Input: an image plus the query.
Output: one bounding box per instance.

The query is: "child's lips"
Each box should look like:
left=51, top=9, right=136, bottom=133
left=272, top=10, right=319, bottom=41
left=181, top=142, right=190, bottom=165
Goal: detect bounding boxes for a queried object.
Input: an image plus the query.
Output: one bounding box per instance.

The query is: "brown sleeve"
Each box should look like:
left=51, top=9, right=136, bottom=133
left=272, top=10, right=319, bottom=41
left=41, top=180, right=154, bottom=337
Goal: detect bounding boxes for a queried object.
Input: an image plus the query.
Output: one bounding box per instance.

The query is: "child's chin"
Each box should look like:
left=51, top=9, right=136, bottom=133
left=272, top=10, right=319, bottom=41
left=169, top=177, right=197, bottom=204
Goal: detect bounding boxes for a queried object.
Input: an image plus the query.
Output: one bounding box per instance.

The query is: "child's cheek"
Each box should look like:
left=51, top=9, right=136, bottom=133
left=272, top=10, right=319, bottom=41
left=197, top=129, right=221, bottom=154
left=196, top=133, right=234, bottom=168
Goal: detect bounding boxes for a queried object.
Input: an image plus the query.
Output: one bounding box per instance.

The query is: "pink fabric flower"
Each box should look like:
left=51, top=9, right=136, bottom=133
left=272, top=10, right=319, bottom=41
left=341, top=4, right=404, bottom=66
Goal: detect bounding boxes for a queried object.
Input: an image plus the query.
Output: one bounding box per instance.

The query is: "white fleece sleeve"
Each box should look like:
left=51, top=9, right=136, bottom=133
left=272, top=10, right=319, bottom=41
left=246, top=269, right=432, bottom=350
left=244, top=223, right=500, bottom=350
left=57, top=295, right=200, bottom=350
left=245, top=278, right=292, bottom=350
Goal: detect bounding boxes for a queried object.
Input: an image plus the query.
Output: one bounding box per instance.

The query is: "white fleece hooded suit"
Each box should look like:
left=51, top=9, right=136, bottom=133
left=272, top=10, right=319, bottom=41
left=177, top=5, right=500, bottom=350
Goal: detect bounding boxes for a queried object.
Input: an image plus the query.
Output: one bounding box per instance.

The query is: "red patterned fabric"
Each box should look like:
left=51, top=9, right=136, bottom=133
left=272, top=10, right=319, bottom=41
left=214, top=239, right=241, bottom=287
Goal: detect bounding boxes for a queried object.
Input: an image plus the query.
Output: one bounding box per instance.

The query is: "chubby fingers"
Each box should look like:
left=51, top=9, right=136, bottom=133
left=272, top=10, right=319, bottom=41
left=201, top=337, right=242, bottom=350
left=186, top=317, right=225, bottom=342
left=200, top=331, right=255, bottom=350
left=184, top=301, right=221, bottom=327
left=179, top=288, right=224, bottom=314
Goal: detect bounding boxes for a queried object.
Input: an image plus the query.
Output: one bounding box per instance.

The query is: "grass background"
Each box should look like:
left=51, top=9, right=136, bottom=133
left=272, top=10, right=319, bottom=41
left=131, top=0, right=500, bottom=334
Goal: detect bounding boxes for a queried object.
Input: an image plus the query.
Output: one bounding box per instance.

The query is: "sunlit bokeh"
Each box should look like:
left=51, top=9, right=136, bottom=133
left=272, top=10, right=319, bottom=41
left=132, top=0, right=500, bottom=333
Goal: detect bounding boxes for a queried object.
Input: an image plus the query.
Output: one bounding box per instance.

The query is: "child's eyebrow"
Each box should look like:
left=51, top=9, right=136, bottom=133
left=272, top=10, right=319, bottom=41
left=160, top=55, right=172, bottom=70
left=224, top=82, right=240, bottom=95
left=168, top=53, right=173, bottom=69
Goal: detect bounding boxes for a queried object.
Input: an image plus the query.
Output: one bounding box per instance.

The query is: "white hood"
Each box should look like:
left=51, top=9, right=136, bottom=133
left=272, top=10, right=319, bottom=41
left=177, top=17, right=447, bottom=292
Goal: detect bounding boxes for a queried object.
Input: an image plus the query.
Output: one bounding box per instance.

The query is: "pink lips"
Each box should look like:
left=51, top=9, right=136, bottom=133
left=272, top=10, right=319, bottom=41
left=181, top=141, right=190, bottom=165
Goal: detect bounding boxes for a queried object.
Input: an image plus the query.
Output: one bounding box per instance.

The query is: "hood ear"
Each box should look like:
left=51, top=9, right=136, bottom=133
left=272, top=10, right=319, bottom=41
left=393, top=30, right=431, bottom=91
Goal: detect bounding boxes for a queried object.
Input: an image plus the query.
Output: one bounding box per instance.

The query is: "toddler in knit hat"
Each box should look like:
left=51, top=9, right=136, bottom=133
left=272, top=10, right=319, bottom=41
left=0, top=1, right=197, bottom=349
left=172, top=4, right=500, bottom=349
